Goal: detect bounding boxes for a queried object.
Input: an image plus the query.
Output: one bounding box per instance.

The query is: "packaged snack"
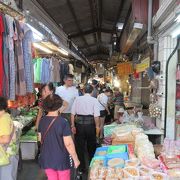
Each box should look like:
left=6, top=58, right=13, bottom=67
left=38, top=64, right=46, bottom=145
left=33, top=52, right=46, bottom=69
left=139, top=166, right=152, bottom=176
left=167, top=169, right=180, bottom=178
left=90, top=157, right=105, bottom=167
left=95, top=147, right=108, bottom=157
left=151, top=172, right=168, bottom=180
left=107, top=158, right=125, bottom=168
left=107, top=145, right=127, bottom=154
left=125, top=158, right=140, bottom=167
left=98, top=167, right=107, bottom=178
left=123, top=167, right=140, bottom=178
left=89, top=167, right=99, bottom=179
left=141, top=157, right=160, bottom=169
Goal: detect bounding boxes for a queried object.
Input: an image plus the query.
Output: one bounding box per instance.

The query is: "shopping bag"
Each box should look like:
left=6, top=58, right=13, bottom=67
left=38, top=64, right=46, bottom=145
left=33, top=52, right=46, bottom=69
left=0, top=145, right=10, bottom=166
left=73, top=168, right=82, bottom=180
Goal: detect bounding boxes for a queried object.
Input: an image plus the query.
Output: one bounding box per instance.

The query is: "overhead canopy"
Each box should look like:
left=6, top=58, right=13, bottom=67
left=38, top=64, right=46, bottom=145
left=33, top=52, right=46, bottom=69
left=36, top=0, right=132, bottom=61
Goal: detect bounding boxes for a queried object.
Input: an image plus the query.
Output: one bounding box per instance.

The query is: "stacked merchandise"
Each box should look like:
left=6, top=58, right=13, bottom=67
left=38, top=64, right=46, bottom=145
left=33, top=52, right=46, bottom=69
left=0, top=14, right=34, bottom=100
left=92, top=125, right=180, bottom=179
left=159, top=139, right=180, bottom=178
left=33, top=58, right=74, bottom=84
left=90, top=144, right=169, bottom=179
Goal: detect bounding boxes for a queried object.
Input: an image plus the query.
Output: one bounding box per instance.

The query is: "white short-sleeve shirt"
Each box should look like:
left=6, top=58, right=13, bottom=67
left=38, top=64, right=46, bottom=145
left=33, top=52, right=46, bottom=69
left=97, top=93, right=109, bottom=111
left=55, top=85, right=79, bottom=113
left=71, top=94, right=100, bottom=117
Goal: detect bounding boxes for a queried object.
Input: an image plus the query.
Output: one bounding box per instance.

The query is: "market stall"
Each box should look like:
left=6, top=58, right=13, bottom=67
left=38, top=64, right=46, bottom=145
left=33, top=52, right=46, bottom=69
left=89, top=124, right=180, bottom=179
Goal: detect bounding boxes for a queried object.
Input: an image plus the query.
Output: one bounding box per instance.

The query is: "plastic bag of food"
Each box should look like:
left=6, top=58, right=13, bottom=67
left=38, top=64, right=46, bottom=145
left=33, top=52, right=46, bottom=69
left=98, top=167, right=107, bottom=179
left=131, top=128, right=144, bottom=137
left=141, top=157, right=160, bottom=169
left=107, top=145, right=127, bottom=154
left=112, top=131, right=134, bottom=142
left=139, top=166, right=152, bottom=176
left=95, top=147, right=108, bottom=157
left=123, top=167, right=140, bottom=178
left=151, top=172, right=169, bottom=180
left=90, top=157, right=105, bottom=167
left=107, top=157, right=125, bottom=168
left=89, top=167, right=99, bottom=179
left=125, top=158, right=140, bottom=167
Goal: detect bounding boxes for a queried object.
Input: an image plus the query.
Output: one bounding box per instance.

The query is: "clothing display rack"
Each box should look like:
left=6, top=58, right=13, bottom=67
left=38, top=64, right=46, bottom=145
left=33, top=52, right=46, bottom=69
left=0, top=2, right=23, bottom=19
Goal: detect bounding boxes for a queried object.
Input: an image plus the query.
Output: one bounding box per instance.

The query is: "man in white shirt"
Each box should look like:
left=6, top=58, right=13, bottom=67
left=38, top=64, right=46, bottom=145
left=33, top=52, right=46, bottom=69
left=97, top=89, right=111, bottom=138
left=56, top=74, right=79, bottom=123
left=71, top=84, right=100, bottom=174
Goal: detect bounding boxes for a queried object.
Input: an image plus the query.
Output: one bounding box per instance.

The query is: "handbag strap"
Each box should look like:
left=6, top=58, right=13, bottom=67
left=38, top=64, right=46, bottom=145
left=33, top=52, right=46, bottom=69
left=41, top=116, right=58, bottom=145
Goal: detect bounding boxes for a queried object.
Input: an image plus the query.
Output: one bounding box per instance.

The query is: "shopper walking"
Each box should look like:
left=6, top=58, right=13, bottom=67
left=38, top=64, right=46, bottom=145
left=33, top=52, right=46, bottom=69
left=97, top=89, right=111, bottom=138
left=113, top=88, right=124, bottom=120
left=56, top=74, right=79, bottom=124
left=71, top=84, right=100, bottom=174
left=0, top=97, right=18, bottom=180
left=38, top=94, right=80, bottom=180
left=36, top=83, right=68, bottom=129
left=91, top=79, right=99, bottom=98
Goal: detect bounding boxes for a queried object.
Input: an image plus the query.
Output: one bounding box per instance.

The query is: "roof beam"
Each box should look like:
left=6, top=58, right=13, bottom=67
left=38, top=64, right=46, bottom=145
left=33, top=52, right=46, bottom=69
left=80, top=42, right=110, bottom=50
left=66, top=0, right=88, bottom=46
left=88, top=0, right=97, bottom=42
left=119, top=4, right=132, bottom=42
left=113, top=0, right=125, bottom=30
left=97, top=0, right=102, bottom=42
left=69, top=28, right=115, bottom=38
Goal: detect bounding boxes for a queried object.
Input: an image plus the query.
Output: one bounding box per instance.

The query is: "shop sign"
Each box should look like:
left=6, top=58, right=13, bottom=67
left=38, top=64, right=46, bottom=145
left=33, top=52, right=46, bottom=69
left=136, top=57, right=150, bottom=73
left=117, top=62, right=133, bottom=77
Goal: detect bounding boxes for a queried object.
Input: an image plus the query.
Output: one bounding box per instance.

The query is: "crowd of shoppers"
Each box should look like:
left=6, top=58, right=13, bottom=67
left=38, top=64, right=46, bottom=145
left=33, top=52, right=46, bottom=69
left=0, top=74, right=125, bottom=180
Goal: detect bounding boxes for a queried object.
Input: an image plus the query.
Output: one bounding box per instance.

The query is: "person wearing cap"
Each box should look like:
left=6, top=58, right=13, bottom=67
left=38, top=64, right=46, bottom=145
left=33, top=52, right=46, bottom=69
left=117, top=107, right=125, bottom=124
left=91, top=79, right=99, bottom=98
left=71, top=84, right=100, bottom=174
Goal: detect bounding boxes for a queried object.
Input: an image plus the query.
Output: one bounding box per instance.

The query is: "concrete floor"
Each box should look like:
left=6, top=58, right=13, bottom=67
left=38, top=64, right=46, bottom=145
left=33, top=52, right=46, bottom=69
left=17, top=160, right=88, bottom=180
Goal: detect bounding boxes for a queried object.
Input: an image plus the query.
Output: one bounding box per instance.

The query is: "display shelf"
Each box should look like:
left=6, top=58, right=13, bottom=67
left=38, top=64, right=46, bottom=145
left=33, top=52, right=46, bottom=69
left=144, top=128, right=164, bottom=135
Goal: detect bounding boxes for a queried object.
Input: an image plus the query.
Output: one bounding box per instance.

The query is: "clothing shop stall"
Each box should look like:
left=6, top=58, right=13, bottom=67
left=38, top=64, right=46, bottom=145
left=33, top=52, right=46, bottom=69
left=0, top=1, right=78, bottom=169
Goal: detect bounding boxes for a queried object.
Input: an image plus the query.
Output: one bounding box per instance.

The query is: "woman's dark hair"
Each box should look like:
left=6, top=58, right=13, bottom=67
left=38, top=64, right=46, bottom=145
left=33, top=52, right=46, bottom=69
left=41, top=83, right=55, bottom=93
left=43, top=94, right=63, bottom=112
left=0, top=96, right=8, bottom=111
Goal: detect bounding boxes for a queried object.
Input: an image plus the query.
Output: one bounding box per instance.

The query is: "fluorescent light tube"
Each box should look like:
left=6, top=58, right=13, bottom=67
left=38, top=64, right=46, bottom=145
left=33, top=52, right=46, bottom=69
left=58, top=48, right=69, bottom=56
left=27, top=23, right=44, bottom=41
left=33, top=43, right=53, bottom=54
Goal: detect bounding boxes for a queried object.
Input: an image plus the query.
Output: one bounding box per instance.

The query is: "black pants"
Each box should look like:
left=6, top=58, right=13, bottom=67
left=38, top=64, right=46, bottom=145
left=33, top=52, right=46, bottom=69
left=75, top=123, right=96, bottom=171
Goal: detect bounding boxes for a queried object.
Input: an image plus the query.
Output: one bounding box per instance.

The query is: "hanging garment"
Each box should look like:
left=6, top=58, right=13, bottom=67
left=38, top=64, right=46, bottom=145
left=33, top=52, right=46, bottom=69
left=0, top=15, right=4, bottom=96
left=14, top=20, right=26, bottom=96
left=5, top=15, right=16, bottom=100
left=69, top=64, right=74, bottom=75
left=60, top=62, right=69, bottom=83
left=33, top=58, right=42, bottom=83
left=22, top=23, right=33, bottom=93
left=41, top=58, right=50, bottom=83
left=52, top=58, right=60, bottom=82
left=2, top=14, right=9, bottom=98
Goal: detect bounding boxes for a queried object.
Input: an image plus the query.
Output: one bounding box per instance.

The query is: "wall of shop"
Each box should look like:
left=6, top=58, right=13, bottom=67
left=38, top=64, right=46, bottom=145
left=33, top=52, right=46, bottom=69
left=153, top=0, right=180, bottom=139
